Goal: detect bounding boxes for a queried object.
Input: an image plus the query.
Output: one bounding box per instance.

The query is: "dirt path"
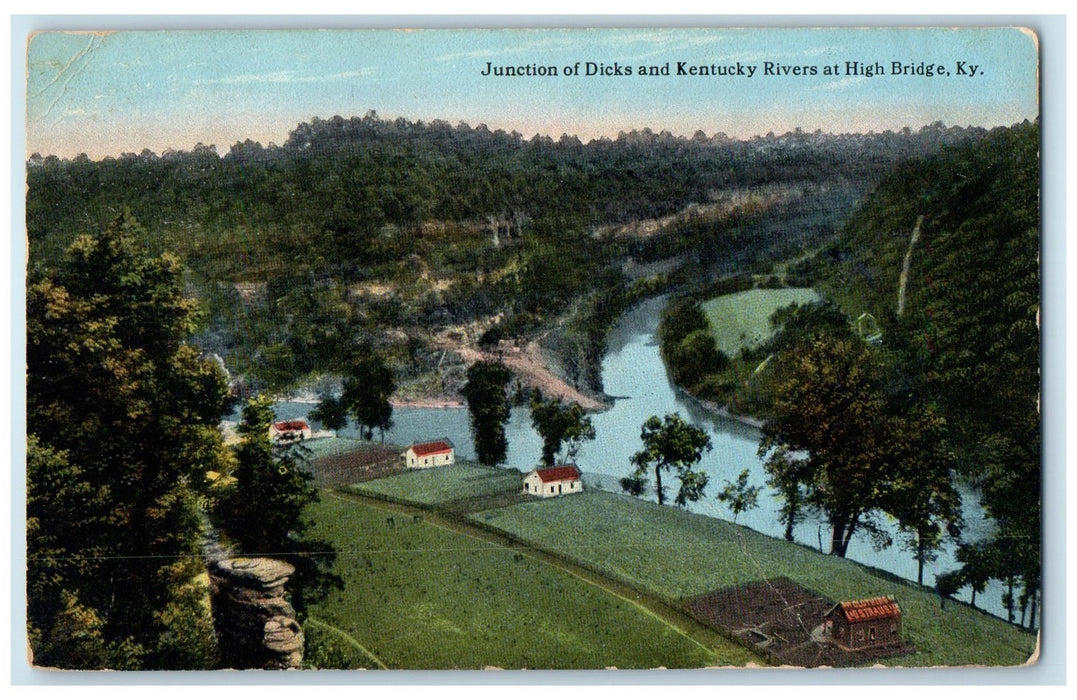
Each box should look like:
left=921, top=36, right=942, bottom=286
left=897, top=214, right=925, bottom=317
left=304, top=616, right=389, bottom=670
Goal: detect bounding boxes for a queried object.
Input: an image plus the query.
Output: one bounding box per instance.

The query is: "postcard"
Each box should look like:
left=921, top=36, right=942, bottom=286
left=22, top=24, right=1044, bottom=674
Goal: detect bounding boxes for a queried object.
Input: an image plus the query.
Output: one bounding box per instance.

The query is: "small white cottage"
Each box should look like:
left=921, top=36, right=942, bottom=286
left=403, top=439, right=455, bottom=469
left=269, top=419, right=312, bottom=443
left=523, top=464, right=583, bottom=498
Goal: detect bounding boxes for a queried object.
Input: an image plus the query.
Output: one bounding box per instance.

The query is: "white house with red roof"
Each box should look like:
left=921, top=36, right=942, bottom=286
left=269, top=419, right=312, bottom=443
left=403, top=439, right=455, bottom=469
left=523, top=464, right=583, bottom=498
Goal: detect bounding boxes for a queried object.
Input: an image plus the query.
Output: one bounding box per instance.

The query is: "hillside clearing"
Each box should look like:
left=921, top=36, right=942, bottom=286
left=701, top=288, right=820, bottom=356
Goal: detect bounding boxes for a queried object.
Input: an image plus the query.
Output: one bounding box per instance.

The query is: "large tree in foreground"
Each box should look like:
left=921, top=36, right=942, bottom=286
left=762, top=332, right=964, bottom=564
left=27, top=212, right=229, bottom=668
left=761, top=335, right=894, bottom=557
left=624, top=413, right=712, bottom=507
left=462, top=360, right=513, bottom=465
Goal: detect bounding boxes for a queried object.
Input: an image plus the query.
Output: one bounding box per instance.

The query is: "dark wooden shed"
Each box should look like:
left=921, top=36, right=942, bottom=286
left=823, top=596, right=902, bottom=650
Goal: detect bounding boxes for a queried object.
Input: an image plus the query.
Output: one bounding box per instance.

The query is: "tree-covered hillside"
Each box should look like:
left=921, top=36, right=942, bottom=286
left=26, top=113, right=989, bottom=392
left=652, top=120, right=1039, bottom=626
left=796, top=120, right=1041, bottom=625
left=27, top=114, right=985, bottom=270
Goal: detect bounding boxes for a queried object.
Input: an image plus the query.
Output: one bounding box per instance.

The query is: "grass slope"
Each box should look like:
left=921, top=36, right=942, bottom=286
left=303, top=493, right=753, bottom=669
left=701, top=288, right=820, bottom=356
left=349, top=462, right=523, bottom=505
left=478, top=490, right=1037, bottom=668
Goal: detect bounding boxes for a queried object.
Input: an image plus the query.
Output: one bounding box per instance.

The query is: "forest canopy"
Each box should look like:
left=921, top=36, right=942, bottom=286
left=26, top=114, right=992, bottom=393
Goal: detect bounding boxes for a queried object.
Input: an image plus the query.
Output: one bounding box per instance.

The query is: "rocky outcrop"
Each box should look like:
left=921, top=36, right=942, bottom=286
left=209, top=557, right=303, bottom=669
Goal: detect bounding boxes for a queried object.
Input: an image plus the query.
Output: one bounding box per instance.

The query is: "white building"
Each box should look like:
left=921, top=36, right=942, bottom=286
left=403, top=439, right=455, bottom=469
left=523, top=464, right=583, bottom=498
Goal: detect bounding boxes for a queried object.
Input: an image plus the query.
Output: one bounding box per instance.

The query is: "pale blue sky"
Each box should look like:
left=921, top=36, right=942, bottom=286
left=26, top=27, right=1039, bottom=158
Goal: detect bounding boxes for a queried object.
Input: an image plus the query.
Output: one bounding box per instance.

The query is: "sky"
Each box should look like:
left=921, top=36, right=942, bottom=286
left=24, top=26, right=1040, bottom=159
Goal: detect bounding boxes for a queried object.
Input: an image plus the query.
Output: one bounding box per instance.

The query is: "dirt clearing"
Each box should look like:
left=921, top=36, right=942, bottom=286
left=307, top=442, right=404, bottom=488
left=685, top=577, right=914, bottom=667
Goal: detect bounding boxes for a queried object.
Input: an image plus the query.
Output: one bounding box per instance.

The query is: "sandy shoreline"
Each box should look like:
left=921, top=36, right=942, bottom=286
left=390, top=397, right=465, bottom=409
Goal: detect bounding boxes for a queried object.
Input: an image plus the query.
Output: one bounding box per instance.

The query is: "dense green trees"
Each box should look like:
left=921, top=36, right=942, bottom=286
left=765, top=300, right=853, bottom=350
left=310, top=394, right=349, bottom=433
left=26, top=212, right=230, bottom=668
left=215, top=396, right=318, bottom=555
left=306, top=345, right=397, bottom=442
left=213, top=397, right=338, bottom=617
left=528, top=391, right=596, bottom=466
left=761, top=336, right=894, bottom=557
left=462, top=360, right=513, bottom=465
left=657, top=297, right=732, bottom=395
left=341, top=344, right=396, bottom=440
left=26, top=115, right=1038, bottom=646
left=887, top=405, right=963, bottom=585
left=624, top=414, right=712, bottom=507
left=806, top=121, right=1040, bottom=621
left=27, top=116, right=990, bottom=394
left=913, top=126, right=1040, bottom=624
left=761, top=333, right=961, bottom=561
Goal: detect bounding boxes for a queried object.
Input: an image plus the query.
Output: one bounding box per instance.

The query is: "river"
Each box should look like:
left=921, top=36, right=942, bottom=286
left=255, top=295, right=1016, bottom=623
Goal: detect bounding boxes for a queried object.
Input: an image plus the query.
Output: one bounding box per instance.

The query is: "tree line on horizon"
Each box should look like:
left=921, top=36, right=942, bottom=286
left=27, top=112, right=991, bottom=272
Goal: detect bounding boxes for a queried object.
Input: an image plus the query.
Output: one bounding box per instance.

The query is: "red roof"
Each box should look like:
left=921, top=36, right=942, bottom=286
left=410, top=440, right=453, bottom=457
left=273, top=420, right=309, bottom=432
left=534, top=465, right=582, bottom=483
left=830, top=597, right=901, bottom=623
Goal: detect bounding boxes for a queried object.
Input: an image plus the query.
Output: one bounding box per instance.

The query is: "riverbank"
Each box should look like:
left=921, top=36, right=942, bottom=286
left=246, top=285, right=1016, bottom=623
left=390, top=397, right=464, bottom=409
left=448, top=339, right=607, bottom=412
left=697, top=397, right=766, bottom=429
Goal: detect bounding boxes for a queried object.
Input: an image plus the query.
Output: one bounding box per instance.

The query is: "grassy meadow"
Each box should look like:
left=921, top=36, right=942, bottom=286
left=302, top=493, right=757, bottom=669
left=478, top=490, right=1037, bottom=668
left=308, top=460, right=1036, bottom=669
left=701, top=287, right=820, bottom=356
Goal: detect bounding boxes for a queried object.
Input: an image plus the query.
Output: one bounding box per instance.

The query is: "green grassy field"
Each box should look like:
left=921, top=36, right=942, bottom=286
left=302, top=436, right=370, bottom=459
left=303, top=493, right=756, bottom=669
left=347, top=462, right=523, bottom=505
left=478, top=490, right=1037, bottom=667
left=701, top=287, right=820, bottom=356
